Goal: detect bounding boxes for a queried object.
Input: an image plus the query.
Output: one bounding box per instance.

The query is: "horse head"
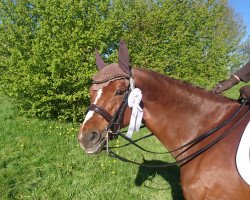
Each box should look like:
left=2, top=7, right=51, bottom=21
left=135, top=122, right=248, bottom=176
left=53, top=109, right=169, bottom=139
left=78, top=40, right=133, bottom=154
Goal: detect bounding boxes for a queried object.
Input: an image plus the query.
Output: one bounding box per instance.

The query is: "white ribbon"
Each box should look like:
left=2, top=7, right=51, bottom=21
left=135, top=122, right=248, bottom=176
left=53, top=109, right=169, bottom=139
left=126, top=88, right=143, bottom=138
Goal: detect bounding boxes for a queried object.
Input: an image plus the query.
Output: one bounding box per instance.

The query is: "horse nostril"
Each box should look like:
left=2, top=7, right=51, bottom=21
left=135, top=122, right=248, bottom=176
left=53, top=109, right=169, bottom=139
left=85, top=131, right=101, bottom=144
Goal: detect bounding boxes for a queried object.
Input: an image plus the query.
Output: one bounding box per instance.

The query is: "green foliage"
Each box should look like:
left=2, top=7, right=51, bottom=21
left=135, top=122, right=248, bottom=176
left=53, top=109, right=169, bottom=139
left=112, top=0, right=245, bottom=86
left=0, top=0, right=117, bottom=122
left=0, top=0, right=246, bottom=122
left=242, top=36, right=250, bottom=63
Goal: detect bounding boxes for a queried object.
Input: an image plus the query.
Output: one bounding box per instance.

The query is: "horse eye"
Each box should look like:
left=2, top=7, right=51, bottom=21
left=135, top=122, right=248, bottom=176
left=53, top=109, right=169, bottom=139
left=116, top=89, right=125, bottom=96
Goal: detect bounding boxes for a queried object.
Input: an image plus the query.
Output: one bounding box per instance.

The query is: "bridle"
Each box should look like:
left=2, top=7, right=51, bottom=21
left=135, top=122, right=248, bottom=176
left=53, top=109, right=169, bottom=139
left=87, top=74, right=135, bottom=136
left=86, top=80, right=250, bottom=168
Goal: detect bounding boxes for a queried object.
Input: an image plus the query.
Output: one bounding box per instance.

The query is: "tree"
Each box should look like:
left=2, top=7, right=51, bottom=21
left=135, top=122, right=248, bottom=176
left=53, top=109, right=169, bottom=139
left=0, top=0, right=246, bottom=122
left=111, top=0, right=246, bottom=86
left=0, top=0, right=118, bottom=122
left=242, top=36, right=250, bottom=63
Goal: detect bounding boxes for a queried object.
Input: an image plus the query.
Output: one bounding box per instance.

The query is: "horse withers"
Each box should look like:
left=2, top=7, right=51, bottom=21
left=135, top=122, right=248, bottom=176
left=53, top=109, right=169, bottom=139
left=78, top=41, right=250, bottom=200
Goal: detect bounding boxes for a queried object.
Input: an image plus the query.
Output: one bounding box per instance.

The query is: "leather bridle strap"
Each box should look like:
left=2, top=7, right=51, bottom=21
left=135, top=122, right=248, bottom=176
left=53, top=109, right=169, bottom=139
left=87, top=104, right=113, bottom=122
left=106, top=91, right=130, bottom=132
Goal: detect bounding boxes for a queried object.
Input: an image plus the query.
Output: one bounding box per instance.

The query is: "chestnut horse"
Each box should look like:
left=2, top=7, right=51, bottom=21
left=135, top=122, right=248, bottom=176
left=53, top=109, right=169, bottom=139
left=78, top=41, right=250, bottom=200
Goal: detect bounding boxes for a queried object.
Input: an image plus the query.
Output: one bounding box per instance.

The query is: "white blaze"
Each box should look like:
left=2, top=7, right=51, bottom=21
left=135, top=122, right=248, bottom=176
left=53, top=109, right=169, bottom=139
left=82, top=89, right=103, bottom=128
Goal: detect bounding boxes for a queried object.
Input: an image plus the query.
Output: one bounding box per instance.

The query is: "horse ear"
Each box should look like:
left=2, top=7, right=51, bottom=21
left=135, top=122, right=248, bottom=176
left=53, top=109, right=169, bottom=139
left=118, top=40, right=131, bottom=74
left=95, top=49, right=106, bottom=71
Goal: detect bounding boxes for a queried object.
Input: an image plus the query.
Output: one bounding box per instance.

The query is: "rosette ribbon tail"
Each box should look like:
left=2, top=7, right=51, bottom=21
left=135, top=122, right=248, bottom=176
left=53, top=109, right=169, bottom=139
left=126, top=88, right=143, bottom=138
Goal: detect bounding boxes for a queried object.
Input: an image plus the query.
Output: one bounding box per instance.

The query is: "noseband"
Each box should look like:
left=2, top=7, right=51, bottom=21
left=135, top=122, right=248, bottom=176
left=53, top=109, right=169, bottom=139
left=87, top=104, right=113, bottom=122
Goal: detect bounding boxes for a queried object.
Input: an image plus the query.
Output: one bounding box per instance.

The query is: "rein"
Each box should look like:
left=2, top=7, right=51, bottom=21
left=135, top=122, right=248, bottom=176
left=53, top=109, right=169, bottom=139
left=108, top=100, right=250, bottom=167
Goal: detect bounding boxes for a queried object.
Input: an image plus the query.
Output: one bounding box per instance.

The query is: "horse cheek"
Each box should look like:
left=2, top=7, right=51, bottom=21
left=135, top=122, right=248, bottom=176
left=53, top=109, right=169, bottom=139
left=122, top=107, right=132, bottom=127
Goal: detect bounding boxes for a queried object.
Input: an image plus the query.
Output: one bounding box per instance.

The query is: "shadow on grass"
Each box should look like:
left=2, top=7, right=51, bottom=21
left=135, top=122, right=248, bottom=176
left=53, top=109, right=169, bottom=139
left=134, top=160, right=184, bottom=200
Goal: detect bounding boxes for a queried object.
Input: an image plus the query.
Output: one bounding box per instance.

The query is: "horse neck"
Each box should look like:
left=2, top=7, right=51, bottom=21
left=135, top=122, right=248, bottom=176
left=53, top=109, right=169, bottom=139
left=133, top=68, right=239, bottom=153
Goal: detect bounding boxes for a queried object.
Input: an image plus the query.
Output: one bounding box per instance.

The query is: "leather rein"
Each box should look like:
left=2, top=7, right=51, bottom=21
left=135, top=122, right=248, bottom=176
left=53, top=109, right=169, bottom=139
left=87, top=84, right=250, bottom=168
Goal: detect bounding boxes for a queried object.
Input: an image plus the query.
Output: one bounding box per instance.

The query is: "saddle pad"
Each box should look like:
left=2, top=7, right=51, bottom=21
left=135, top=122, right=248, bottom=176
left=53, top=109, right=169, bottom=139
left=236, top=122, right=250, bottom=185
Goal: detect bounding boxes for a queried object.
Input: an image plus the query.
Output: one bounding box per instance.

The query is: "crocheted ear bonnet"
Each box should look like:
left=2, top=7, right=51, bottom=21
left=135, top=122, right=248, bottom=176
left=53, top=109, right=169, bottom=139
left=92, top=63, right=129, bottom=84
left=92, top=63, right=130, bottom=90
left=92, top=40, right=131, bottom=90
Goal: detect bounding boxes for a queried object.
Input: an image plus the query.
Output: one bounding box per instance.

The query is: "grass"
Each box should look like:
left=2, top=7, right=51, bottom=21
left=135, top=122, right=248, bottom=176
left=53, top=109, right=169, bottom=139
left=224, top=82, right=247, bottom=99
left=0, top=95, right=183, bottom=200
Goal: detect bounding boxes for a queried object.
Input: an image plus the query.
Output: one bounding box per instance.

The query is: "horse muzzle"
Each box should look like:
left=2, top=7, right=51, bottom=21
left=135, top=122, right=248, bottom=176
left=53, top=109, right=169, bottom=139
left=77, top=129, right=107, bottom=154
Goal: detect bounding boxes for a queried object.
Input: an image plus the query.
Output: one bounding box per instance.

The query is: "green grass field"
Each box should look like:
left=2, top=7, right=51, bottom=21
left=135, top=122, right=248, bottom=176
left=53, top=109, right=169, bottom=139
left=0, top=95, right=184, bottom=200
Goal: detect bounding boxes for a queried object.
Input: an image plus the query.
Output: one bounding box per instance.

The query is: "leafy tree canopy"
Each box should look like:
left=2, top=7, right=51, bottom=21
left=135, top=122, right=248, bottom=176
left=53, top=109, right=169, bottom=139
left=242, top=36, right=250, bottom=64
left=0, top=0, right=246, bottom=122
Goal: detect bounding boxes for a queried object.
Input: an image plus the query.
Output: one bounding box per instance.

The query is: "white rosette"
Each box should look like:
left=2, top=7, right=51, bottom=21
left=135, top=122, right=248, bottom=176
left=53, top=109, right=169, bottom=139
left=126, top=88, right=143, bottom=138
